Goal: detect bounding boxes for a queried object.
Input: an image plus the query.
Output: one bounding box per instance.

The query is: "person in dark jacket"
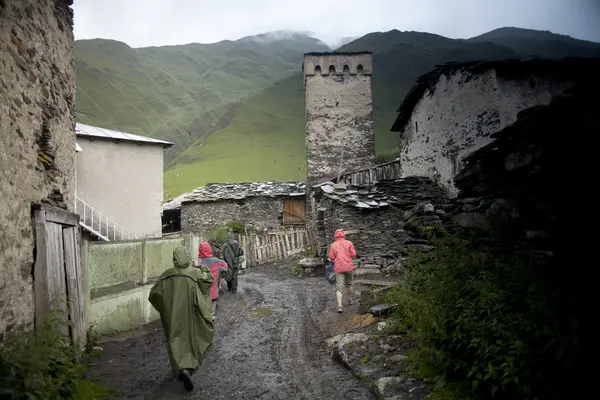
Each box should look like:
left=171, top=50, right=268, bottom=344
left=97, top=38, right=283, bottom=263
left=222, top=232, right=245, bottom=293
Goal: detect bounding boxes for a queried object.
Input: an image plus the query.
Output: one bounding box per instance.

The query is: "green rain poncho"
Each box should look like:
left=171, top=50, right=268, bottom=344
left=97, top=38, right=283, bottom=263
left=148, top=246, right=215, bottom=372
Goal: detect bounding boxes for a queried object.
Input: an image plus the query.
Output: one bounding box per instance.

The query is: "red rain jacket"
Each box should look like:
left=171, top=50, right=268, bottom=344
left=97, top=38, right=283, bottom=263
left=328, top=229, right=357, bottom=273
left=198, top=242, right=229, bottom=300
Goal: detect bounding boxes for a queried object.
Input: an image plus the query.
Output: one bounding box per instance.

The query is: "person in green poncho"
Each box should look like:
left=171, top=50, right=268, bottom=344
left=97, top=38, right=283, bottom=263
left=222, top=232, right=245, bottom=293
left=148, top=246, right=215, bottom=392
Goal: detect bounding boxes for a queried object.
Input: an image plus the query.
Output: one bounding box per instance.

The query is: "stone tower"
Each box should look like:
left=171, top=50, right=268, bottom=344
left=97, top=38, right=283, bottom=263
left=303, top=52, right=375, bottom=186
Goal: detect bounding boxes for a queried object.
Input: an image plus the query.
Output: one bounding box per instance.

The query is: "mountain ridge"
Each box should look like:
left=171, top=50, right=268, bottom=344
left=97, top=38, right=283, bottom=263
left=73, top=27, right=600, bottom=199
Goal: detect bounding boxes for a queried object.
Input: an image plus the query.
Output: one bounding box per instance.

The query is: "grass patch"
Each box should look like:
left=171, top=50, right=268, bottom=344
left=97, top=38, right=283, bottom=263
left=290, top=262, right=302, bottom=275
left=251, top=307, right=275, bottom=317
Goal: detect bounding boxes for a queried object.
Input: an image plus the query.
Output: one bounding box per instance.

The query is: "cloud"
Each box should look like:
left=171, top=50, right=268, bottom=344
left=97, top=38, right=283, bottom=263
left=73, top=0, right=600, bottom=48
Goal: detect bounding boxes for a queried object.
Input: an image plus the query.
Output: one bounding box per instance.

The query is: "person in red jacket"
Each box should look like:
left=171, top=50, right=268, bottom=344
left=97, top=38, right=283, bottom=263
left=197, top=242, right=229, bottom=321
left=328, top=229, right=358, bottom=313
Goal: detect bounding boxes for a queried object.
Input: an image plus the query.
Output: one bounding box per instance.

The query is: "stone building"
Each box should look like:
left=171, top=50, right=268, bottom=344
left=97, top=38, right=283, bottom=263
left=75, top=123, right=173, bottom=239
left=303, top=52, right=375, bottom=187
left=391, top=58, right=600, bottom=196
left=163, top=181, right=306, bottom=235
left=314, top=176, right=446, bottom=272
left=0, top=0, right=76, bottom=338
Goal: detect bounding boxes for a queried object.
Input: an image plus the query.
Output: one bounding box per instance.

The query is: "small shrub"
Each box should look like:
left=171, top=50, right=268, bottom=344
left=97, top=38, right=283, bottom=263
left=291, top=262, right=302, bottom=275
left=374, top=150, right=400, bottom=165
left=0, top=310, right=112, bottom=399
left=387, top=227, right=575, bottom=400
left=225, top=220, right=246, bottom=234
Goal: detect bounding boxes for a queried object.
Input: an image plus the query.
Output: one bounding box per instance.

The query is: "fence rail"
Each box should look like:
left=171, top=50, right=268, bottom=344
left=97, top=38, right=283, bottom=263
left=240, top=228, right=314, bottom=267
left=75, top=197, right=136, bottom=241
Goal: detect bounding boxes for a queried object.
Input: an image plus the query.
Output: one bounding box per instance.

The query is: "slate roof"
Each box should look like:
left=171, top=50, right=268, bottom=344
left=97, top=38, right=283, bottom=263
left=318, top=177, right=447, bottom=210
left=163, top=181, right=306, bottom=210
left=390, top=57, right=600, bottom=133
left=76, top=123, right=174, bottom=148
left=318, top=182, right=389, bottom=209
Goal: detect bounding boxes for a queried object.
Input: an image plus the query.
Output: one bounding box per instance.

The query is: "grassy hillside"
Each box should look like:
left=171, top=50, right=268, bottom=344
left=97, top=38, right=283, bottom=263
left=75, top=33, right=329, bottom=161
left=164, top=27, right=600, bottom=198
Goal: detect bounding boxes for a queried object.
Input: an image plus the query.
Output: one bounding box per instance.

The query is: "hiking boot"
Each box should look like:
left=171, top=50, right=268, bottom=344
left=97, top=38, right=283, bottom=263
left=338, top=306, right=343, bottom=313
left=179, top=369, right=194, bottom=391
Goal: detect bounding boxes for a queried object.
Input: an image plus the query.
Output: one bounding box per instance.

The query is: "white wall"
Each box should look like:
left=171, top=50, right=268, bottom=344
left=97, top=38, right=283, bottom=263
left=76, top=137, right=165, bottom=237
left=400, top=69, right=574, bottom=196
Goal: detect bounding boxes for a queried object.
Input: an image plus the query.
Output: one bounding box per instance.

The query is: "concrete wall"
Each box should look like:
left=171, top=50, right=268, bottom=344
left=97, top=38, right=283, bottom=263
left=0, top=0, right=75, bottom=338
left=85, top=235, right=197, bottom=335
left=181, top=196, right=286, bottom=234
left=304, top=53, right=375, bottom=186
left=399, top=68, right=574, bottom=196
left=76, top=137, right=165, bottom=238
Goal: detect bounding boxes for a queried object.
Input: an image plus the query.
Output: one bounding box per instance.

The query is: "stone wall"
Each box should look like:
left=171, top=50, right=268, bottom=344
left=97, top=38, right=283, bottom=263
left=398, top=59, right=598, bottom=196
left=181, top=196, right=286, bottom=235
left=0, top=0, right=76, bottom=338
left=304, top=53, right=375, bottom=186
left=317, top=177, right=447, bottom=273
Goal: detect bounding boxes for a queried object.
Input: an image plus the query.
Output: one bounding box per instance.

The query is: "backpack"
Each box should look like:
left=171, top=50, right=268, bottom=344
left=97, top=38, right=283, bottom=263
left=325, top=261, right=336, bottom=285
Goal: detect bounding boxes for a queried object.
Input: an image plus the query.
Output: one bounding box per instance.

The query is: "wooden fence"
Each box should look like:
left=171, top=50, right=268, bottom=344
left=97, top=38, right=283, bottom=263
left=240, top=228, right=315, bottom=266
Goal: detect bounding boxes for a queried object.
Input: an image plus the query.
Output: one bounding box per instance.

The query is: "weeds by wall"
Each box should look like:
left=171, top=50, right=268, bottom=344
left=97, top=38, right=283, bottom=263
left=0, top=310, right=111, bottom=400
left=387, top=226, right=574, bottom=400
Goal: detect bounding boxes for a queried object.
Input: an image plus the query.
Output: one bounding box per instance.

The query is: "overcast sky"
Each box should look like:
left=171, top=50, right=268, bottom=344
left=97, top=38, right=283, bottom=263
left=73, top=0, right=600, bottom=48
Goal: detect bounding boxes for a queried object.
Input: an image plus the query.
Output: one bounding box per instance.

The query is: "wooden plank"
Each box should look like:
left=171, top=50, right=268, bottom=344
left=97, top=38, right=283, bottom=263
left=33, top=210, right=50, bottom=329
left=75, top=227, right=88, bottom=347
left=46, top=222, right=68, bottom=335
left=32, top=204, right=79, bottom=226
left=63, top=227, right=85, bottom=346
left=273, top=234, right=280, bottom=261
left=284, top=232, right=291, bottom=256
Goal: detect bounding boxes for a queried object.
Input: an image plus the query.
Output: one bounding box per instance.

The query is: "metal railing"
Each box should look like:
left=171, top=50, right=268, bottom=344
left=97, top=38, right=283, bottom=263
left=75, top=196, right=136, bottom=241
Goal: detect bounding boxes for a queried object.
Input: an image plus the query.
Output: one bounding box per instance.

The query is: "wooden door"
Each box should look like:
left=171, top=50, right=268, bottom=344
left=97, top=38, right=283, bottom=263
left=33, top=204, right=87, bottom=346
left=283, top=197, right=306, bottom=225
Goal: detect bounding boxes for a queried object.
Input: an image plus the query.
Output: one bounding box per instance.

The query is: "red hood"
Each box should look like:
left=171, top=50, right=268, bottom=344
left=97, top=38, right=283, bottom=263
left=334, top=229, right=345, bottom=240
left=198, top=242, right=213, bottom=258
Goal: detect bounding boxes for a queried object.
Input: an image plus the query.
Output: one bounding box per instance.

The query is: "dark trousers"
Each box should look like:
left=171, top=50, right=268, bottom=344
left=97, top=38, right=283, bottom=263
left=227, top=268, right=239, bottom=292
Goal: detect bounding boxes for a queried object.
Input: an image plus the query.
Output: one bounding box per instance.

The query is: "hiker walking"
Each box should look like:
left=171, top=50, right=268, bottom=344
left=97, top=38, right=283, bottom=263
left=208, top=235, right=222, bottom=258
left=328, top=229, right=358, bottom=313
left=222, top=232, right=245, bottom=293
left=148, top=246, right=215, bottom=392
left=197, top=242, right=229, bottom=321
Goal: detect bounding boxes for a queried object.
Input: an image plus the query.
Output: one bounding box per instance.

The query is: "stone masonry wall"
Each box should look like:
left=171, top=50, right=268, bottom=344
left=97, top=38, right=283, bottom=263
left=0, top=0, right=76, bottom=338
left=304, top=53, right=375, bottom=186
left=400, top=67, right=575, bottom=196
left=181, top=197, right=286, bottom=235
left=318, top=177, right=446, bottom=274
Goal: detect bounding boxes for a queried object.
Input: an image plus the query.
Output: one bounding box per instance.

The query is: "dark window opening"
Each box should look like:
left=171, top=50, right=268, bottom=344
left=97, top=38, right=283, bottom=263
left=415, top=121, right=419, bottom=133
left=329, top=65, right=336, bottom=74
left=314, top=65, right=321, bottom=74
left=343, top=65, right=350, bottom=74
left=356, top=64, right=364, bottom=74
left=162, top=208, right=181, bottom=234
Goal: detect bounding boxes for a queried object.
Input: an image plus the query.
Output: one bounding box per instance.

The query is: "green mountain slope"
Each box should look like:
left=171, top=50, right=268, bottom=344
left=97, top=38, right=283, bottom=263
left=164, top=27, right=600, bottom=198
left=75, top=32, right=330, bottom=161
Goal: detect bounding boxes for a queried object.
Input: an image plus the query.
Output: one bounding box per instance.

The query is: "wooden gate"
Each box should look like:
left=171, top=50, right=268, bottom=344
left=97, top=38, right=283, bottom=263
left=33, top=204, right=86, bottom=346
left=239, top=228, right=315, bottom=267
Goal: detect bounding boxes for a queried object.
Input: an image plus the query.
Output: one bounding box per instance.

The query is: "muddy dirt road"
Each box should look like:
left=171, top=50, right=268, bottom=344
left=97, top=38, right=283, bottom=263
left=86, top=266, right=374, bottom=400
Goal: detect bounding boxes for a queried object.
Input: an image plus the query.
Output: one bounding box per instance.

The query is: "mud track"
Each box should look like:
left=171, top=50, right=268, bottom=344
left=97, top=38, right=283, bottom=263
left=85, top=265, right=374, bottom=400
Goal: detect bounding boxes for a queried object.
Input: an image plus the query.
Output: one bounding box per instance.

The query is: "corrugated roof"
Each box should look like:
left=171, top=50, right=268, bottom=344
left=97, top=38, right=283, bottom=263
left=75, top=123, right=174, bottom=147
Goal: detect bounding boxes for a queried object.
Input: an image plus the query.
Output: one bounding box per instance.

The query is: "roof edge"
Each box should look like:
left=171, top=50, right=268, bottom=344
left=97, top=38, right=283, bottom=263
left=303, top=51, right=372, bottom=56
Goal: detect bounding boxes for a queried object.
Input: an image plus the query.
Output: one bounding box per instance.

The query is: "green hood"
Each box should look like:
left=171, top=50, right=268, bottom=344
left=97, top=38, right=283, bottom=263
left=172, top=246, right=191, bottom=268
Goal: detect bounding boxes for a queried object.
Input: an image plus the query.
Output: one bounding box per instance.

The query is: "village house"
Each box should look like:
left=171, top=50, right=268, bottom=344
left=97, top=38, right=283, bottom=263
left=391, top=57, right=600, bottom=196
left=75, top=123, right=173, bottom=240
left=162, top=181, right=306, bottom=235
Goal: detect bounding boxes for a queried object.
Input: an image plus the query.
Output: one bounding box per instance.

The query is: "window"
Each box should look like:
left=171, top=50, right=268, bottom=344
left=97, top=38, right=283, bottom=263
left=283, top=197, right=306, bottom=225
